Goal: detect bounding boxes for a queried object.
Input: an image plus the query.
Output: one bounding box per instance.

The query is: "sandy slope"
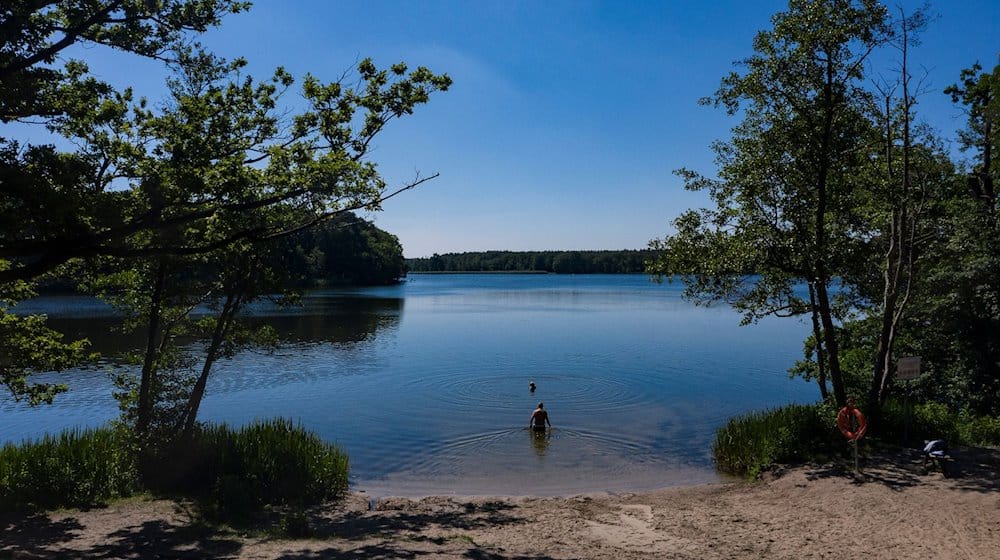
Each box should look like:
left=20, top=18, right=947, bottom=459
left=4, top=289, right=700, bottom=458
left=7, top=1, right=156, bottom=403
left=3, top=447, right=998, bottom=559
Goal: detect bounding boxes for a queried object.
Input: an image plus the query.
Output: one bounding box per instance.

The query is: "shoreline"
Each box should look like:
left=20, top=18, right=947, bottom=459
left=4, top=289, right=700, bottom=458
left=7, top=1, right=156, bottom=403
left=349, top=461, right=731, bottom=501
left=5, top=446, right=998, bottom=559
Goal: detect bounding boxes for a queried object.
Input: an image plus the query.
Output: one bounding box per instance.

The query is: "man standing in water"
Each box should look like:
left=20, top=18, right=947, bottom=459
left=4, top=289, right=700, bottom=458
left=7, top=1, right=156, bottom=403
left=529, top=402, right=551, bottom=431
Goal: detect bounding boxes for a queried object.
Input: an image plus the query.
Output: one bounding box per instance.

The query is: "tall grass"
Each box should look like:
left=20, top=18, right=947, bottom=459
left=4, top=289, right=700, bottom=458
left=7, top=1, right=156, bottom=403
left=0, top=426, right=138, bottom=510
left=712, top=403, right=837, bottom=479
left=146, top=418, right=349, bottom=518
left=714, top=401, right=1000, bottom=480
left=1, top=418, right=349, bottom=518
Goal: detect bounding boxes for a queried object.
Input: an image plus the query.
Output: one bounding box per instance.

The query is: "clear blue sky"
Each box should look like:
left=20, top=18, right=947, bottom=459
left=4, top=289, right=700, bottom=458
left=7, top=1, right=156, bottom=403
left=49, top=1, right=1000, bottom=257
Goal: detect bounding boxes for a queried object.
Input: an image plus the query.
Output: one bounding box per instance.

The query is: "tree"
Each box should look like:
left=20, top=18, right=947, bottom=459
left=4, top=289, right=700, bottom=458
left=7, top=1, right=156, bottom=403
left=0, top=0, right=248, bottom=404
left=278, top=212, right=406, bottom=286
left=945, top=60, right=998, bottom=208
left=79, top=44, right=448, bottom=437
left=1, top=2, right=450, bottom=410
left=648, top=0, right=892, bottom=407
left=1, top=0, right=252, bottom=282
left=862, top=9, right=949, bottom=418
left=904, top=59, right=1000, bottom=415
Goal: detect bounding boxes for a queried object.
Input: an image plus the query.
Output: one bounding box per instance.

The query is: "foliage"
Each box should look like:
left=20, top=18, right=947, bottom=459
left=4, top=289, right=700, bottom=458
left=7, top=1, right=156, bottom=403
left=902, top=60, right=1000, bottom=415
left=0, top=419, right=349, bottom=519
left=1, top=0, right=448, bottom=440
left=714, top=400, right=1000, bottom=480
left=876, top=400, right=1000, bottom=447
left=1, top=39, right=450, bottom=282
left=644, top=1, right=998, bottom=426
left=712, top=403, right=838, bottom=479
left=144, top=418, right=349, bottom=519
left=276, top=212, right=406, bottom=286
left=1, top=0, right=251, bottom=283
left=0, top=425, right=138, bottom=511
left=0, top=263, right=93, bottom=404
left=648, top=0, right=897, bottom=408
left=406, top=250, right=656, bottom=274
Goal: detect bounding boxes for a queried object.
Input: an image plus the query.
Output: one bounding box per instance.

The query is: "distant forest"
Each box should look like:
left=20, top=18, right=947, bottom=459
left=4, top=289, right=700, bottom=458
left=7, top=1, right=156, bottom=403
left=405, top=250, right=657, bottom=274
left=274, top=212, right=406, bottom=286
left=40, top=212, right=406, bottom=293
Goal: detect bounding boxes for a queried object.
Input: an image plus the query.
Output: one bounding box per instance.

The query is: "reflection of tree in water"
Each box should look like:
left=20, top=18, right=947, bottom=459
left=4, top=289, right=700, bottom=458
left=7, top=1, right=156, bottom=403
left=242, top=297, right=404, bottom=344
left=44, top=296, right=404, bottom=358
left=46, top=316, right=143, bottom=358
left=36, top=295, right=405, bottom=399
left=531, top=428, right=551, bottom=457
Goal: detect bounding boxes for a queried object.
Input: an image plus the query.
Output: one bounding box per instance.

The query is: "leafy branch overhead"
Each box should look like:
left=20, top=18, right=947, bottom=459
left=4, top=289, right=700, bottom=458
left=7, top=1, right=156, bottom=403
left=1, top=1, right=451, bottom=283
left=1, top=0, right=450, bottom=409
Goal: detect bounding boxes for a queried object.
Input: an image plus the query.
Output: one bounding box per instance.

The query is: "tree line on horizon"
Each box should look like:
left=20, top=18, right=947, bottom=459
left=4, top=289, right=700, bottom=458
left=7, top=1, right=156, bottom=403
left=405, top=249, right=656, bottom=274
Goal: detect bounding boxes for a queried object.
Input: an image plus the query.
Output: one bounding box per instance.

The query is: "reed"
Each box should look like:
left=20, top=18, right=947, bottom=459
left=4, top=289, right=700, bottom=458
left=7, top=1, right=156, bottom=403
left=146, top=418, right=349, bottom=518
left=1, top=418, right=348, bottom=518
left=712, top=403, right=835, bottom=479
left=0, top=426, right=138, bottom=510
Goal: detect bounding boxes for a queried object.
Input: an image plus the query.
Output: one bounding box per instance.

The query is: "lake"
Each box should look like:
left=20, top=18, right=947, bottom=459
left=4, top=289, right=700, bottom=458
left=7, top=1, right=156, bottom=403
left=1, top=274, right=818, bottom=497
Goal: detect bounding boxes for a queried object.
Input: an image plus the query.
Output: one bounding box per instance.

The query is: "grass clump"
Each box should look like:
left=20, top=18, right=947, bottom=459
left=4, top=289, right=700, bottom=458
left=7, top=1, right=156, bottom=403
left=714, top=400, right=1000, bottom=480
left=712, top=403, right=835, bottom=479
left=0, top=426, right=138, bottom=511
left=1, top=418, right=348, bottom=520
left=146, top=418, right=349, bottom=519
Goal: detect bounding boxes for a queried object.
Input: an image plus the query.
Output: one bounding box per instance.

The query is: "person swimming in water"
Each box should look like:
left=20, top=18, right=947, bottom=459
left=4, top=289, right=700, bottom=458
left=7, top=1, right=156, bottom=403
left=529, top=402, right=550, bottom=431
left=529, top=381, right=536, bottom=392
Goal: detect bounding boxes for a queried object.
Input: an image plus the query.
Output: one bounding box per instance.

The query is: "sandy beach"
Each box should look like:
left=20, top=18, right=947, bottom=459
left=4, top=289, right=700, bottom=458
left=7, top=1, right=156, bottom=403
left=3, top=446, right=998, bottom=559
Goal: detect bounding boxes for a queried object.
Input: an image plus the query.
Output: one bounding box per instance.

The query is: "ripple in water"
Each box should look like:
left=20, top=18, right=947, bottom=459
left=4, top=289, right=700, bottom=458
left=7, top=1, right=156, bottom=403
left=4, top=276, right=817, bottom=496
left=355, top=425, right=719, bottom=497
left=402, top=370, right=656, bottom=416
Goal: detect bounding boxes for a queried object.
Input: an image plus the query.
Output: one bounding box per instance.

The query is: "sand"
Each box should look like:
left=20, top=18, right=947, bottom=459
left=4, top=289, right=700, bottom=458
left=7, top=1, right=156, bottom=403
left=3, top=446, right=998, bottom=559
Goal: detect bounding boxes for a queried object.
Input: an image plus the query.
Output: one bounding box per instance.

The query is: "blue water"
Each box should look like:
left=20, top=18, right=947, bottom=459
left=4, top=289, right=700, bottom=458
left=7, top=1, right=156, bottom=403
left=1, top=274, right=818, bottom=496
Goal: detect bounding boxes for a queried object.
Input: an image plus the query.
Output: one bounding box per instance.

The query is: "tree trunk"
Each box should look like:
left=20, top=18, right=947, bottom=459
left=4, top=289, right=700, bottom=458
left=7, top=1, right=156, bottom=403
left=179, top=290, right=241, bottom=439
left=868, top=12, right=918, bottom=426
left=807, top=282, right=829, bottom=401
left=136, top=260, right=166, bottom=437
left=815, top=280, right=846, bottom=406
left=815, top=49, right=847, bottom=407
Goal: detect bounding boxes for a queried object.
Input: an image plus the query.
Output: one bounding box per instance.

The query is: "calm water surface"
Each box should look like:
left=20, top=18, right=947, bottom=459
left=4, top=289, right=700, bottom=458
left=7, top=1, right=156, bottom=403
left=1, top=274, right=817, bottom=496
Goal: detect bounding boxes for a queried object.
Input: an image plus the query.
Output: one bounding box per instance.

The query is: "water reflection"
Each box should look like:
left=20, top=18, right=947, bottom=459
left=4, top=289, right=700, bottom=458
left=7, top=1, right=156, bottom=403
left=2, top=294, right=405, bottom=443
left=530, top=428, right=551, bottom=457
left=40, top=295, right=404, bottom=357
left=240, top=296, right=403, bottom=344
left=4, top=276, right=820, bottom=496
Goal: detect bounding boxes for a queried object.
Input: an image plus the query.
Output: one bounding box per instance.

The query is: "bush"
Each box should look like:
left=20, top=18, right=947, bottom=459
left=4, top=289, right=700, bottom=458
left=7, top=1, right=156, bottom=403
left=957, top=413, right=1000, bottom=445
left=712, top=403, right=838, bottom=479
left=0, top=426, right=138, bottom=511
left=878, top=400, right=1000, bottom=447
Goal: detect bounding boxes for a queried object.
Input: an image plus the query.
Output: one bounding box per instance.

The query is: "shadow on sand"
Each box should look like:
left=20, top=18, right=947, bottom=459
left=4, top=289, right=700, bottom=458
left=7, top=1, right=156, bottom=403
left=799, top=444, right=1000, bottom=492
left=4, top=446, right=995, bottom=559
left=1, top=506, right=240, bottom=560
left=270, top=500, right=559, bottom=560
left=1, top=498, right=556, bottom=559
